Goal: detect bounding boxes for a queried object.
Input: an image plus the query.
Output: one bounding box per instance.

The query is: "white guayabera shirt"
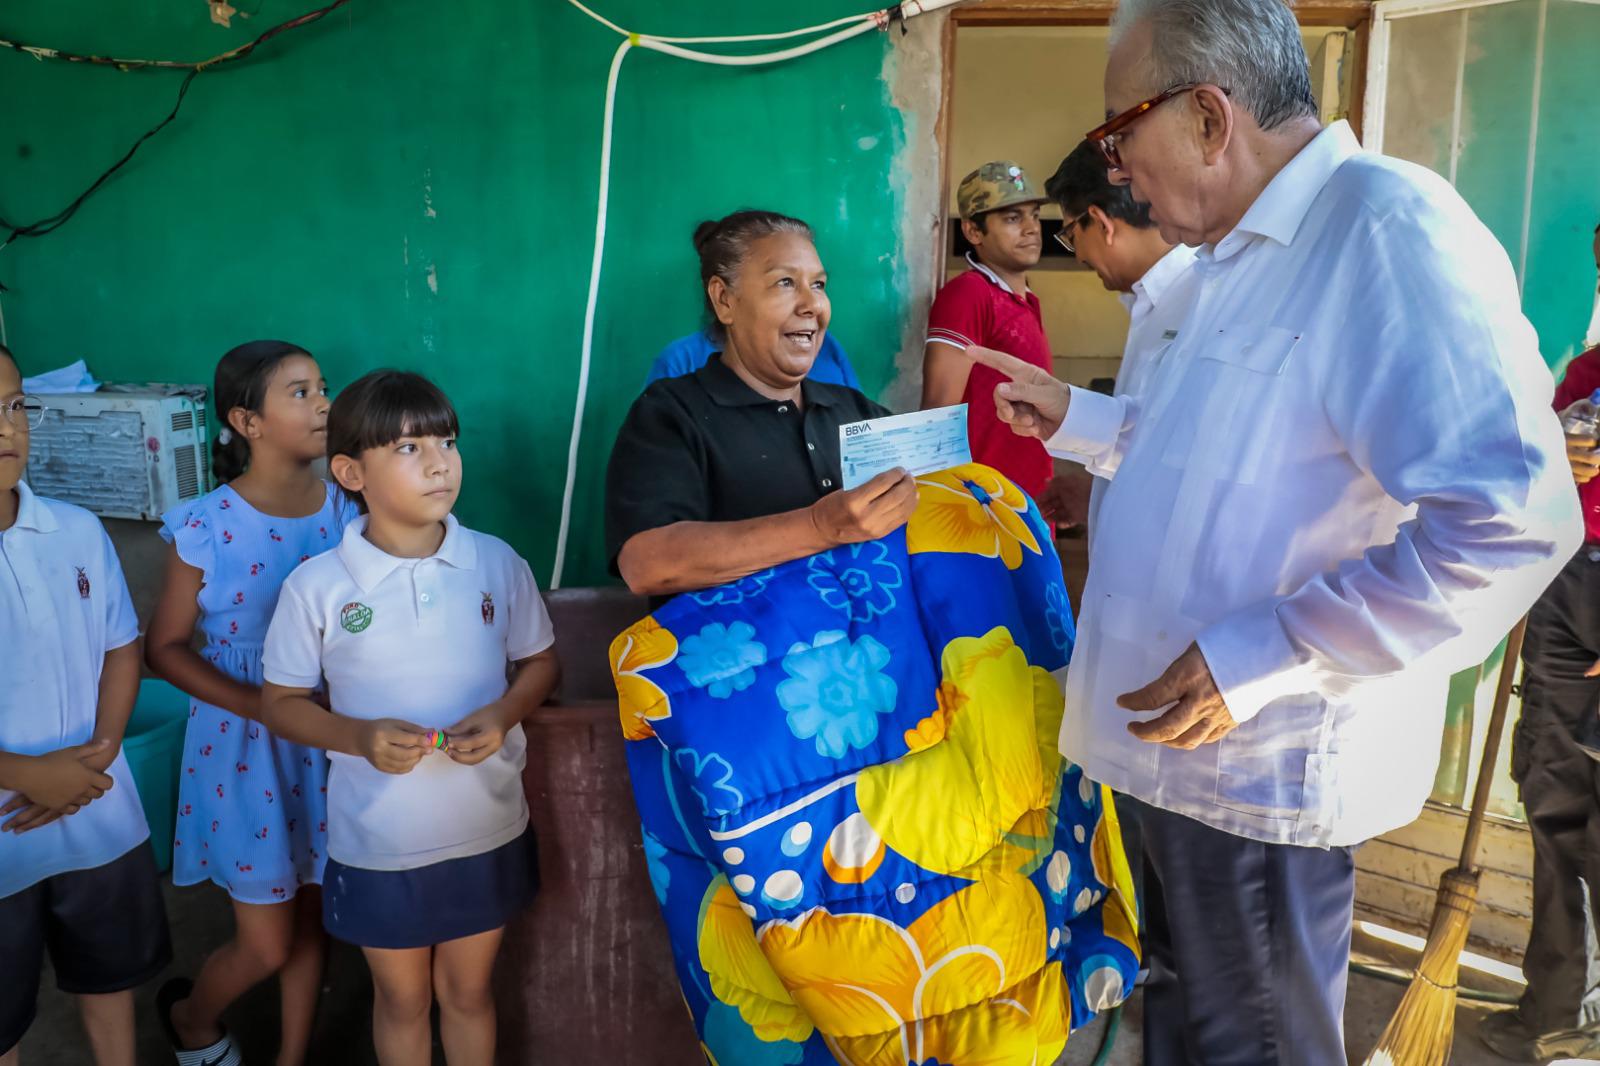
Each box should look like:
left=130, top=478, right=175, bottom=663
left=1062, top=242, right=1201, bottom=553
left=1048, top=121, right=1581, bottom=848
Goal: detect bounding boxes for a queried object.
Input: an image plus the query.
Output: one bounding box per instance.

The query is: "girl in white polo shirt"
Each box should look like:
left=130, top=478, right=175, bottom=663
left=261, top=370, right=559, bottom=1066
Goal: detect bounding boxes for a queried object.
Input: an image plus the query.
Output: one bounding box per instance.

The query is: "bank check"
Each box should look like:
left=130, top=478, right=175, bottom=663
left=839, top=404, right=972, bottom=490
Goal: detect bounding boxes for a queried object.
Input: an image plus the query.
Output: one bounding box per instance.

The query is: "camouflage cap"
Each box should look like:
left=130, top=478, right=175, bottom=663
left=957, top=161, right=1047, bottom=220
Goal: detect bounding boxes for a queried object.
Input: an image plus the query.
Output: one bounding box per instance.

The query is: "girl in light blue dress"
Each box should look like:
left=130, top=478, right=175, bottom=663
left=145, top=341, right=355, bottom=1066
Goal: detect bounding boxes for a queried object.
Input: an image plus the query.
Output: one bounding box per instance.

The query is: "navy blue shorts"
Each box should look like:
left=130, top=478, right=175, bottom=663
left=0, top=842, right=172, bottom=1055
left=322, top=827, right=538, bottom=949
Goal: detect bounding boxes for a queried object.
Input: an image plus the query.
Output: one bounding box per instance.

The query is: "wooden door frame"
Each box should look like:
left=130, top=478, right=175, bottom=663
left=930, top=0, right=1375, bottom=291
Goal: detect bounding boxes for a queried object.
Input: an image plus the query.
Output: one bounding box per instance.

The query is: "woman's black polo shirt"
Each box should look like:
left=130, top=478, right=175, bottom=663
left=605, top=354, right=890, bottom=576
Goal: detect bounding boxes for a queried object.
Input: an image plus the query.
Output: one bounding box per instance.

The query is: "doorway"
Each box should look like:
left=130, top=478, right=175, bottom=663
left=940, top=15, right=1363, bottom=389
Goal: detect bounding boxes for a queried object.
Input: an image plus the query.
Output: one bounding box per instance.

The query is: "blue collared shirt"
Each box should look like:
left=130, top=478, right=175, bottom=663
left=644, top=329, right=862, bottom=391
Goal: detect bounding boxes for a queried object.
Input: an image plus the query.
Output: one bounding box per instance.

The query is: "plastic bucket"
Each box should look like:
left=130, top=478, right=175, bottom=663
left=122, top=679, right=189, bottom=873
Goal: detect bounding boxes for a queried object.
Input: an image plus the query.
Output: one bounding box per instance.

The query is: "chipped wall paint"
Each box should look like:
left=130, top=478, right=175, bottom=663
left=883, top=10, right=948, bottom=413
left=0, top=0, right=934, bottom=586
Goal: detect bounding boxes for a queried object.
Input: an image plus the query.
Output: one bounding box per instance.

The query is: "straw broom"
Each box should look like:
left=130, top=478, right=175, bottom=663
left=1362, top=616, right=1528, bottom=1066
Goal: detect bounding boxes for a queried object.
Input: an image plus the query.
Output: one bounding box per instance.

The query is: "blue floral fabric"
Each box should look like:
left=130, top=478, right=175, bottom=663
left=610, top=465, right=1140, bottom=1066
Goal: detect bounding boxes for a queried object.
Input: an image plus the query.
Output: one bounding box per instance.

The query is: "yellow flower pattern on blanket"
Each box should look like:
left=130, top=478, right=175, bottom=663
left=857, top=629, right=1060, bottom=877
left=612, top=616, right=678, bottom=740
left=612, top=464, right=1139, bottom=1065
left=907, top=465, right=1041, bottom=571
left=756, top=864, right=1063, bottom=1064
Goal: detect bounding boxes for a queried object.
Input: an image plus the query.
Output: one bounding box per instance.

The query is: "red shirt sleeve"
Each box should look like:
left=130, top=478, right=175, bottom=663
left=1555, top=347, right=1600, bottom=411
left=926, top=273, right=989, bottom=351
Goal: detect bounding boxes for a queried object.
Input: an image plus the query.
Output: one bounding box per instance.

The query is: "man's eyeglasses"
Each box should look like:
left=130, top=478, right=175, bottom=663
left=1053, top=211, right=1092, bottom=256
left=1085, top=83, right=1222, bottom=172
left=0, top=396, right=47, bottom=430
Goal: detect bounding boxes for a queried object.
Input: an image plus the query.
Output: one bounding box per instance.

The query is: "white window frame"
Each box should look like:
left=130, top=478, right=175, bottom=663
left=1363, top=0, right=1547, bottom=156
left=1362, top=0, right=1562, bottom=286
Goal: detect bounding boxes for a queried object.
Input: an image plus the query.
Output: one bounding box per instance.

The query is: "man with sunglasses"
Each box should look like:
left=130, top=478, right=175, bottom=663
left=968, top=0, right=1580, bottom=1060
left=1043, top=140, right=1197, bottom=547
left=920, top=161, right=1063, bottom=514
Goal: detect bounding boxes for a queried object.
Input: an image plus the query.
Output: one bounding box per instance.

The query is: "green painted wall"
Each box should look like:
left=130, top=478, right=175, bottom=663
left=1455, top=0, right=1600, bottom=371
left=0, top=1, right=912, bottom=586
left=1452, top=4, right=1539, bottom=279
left=1375, top=0, right=1599, bottom=372
left=1521, top=0, right=1600, bottom=369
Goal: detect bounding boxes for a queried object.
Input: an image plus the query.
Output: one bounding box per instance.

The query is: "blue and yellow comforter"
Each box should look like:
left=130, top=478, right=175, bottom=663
left=609, top=465, right=1139, bottom=1065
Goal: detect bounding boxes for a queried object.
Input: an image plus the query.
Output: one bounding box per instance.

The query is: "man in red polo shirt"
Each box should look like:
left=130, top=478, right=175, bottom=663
left=921, top=161, right=1059, bottom=508
left=1481, top=343, right=1600, bottom=1062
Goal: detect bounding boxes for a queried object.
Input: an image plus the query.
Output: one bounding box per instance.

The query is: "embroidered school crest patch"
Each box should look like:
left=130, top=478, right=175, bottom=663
left=339, top=602, right=374, bottom=634
left=481, top=592, right=495, bottom=626
left=75, top=567, right=90, bottom=599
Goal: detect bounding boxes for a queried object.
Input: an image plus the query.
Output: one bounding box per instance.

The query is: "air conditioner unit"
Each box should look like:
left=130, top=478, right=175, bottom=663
left=25, top=386, right=211, bottom=521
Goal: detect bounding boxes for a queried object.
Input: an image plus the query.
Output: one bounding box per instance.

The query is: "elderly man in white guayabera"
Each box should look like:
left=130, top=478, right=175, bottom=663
left=968, top=0, right=1583, bottom=1060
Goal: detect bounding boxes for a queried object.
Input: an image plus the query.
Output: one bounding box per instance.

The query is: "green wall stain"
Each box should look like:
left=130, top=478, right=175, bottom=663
left=0, top=1, right=911, bottom=586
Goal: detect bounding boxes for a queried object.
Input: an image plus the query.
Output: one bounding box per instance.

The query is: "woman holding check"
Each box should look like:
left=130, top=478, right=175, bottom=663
left=603, top=234, right=1141, bottom=1062
left=605, top=210, right=916, bottom=596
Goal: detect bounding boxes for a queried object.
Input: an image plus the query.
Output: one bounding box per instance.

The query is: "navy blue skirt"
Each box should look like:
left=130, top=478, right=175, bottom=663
left=322, top=827, right=539, bottom=949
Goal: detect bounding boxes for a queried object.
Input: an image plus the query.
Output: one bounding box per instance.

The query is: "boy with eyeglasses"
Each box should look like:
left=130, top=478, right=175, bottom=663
left=0, top=344, right=171, bottom=1066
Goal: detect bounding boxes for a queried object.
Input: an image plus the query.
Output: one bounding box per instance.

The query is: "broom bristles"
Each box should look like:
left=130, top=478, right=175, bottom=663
left=1361, top=870, right=1479, bottom=1066
left=1366, top=617, right=1521, bottom=1066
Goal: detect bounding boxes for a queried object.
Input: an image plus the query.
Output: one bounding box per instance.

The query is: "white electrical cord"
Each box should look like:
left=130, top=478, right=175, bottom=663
left=636, top=23, right=883, bottom=67
left=549, top=0, right=967, bottom=588
left=564, top=0, right=870, bottom=44
left=550, top=36, right=630, bottom=592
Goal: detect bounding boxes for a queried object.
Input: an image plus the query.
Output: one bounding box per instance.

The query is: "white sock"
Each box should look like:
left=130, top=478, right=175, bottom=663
left=174, top=1032, right=241, bottom=1066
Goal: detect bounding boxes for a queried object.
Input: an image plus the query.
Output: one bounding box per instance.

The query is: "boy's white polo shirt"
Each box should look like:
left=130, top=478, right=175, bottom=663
left=264, top=514, right=555, bottom=871
left=0, top=482, right=148, bottom=898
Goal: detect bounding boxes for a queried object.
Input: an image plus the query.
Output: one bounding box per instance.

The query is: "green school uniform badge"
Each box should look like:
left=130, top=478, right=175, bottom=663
left=340, top=601, right=374, bottom=633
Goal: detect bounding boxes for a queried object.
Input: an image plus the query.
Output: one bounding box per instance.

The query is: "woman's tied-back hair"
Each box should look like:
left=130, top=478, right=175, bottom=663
left=212, top=340, right=312, bottom=483
left=693, top=210, right=815, bottom=340
left=325, top=369, right=459, bottom=513
left=1109, top=0, right=1319, bottom=132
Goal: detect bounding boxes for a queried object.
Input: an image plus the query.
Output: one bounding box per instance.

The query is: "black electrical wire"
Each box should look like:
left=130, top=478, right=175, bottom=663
left=0, top=69, right=197, bottom=249
left=0, top=0, right=352, bottom=254
left=0, top=0, right=350, bottom=72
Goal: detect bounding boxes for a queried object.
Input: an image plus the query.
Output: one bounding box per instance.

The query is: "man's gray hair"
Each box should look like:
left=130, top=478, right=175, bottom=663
left=1110, top=0, right=1319, bottom=131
